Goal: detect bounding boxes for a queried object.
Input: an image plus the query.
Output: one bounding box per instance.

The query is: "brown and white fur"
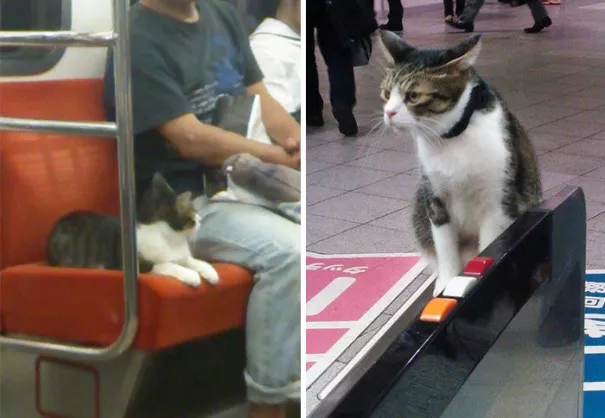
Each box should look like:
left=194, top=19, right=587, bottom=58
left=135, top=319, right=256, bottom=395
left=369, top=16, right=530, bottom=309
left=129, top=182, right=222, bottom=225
left=379, top=31, right=542, bottom=296
left=47, top=173, right=218, bottom=287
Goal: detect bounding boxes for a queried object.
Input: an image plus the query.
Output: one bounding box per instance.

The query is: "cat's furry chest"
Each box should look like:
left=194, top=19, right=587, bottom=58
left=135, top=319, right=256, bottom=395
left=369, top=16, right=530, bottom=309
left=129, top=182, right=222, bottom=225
left=417, top=107, right=510, bottom=232
left=136, top=222, right=193, bottom=264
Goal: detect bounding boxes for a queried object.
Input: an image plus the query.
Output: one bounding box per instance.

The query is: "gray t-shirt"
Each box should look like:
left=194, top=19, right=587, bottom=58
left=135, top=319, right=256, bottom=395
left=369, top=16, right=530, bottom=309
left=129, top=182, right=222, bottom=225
left=124, top=0, right=263, bottom=199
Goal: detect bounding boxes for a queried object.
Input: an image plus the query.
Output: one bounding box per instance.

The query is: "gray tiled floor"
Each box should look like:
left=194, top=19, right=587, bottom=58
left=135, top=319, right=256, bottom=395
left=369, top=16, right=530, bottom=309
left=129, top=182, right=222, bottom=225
left=306, top=0, right=605, bottom=414
left=307, top=0, right=605, bottom=270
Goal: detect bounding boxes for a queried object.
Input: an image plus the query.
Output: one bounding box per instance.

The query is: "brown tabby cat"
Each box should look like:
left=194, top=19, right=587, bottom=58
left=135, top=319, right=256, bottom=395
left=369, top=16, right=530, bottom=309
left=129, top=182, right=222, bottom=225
left=47, top=173, right=218, bottom=287
left=379, top=31, right=542, bottom=296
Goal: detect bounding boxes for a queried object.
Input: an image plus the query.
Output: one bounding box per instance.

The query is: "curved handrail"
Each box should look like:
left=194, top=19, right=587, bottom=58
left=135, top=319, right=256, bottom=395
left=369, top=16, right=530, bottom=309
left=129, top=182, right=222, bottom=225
left=0, top=0, right=139, bottom=362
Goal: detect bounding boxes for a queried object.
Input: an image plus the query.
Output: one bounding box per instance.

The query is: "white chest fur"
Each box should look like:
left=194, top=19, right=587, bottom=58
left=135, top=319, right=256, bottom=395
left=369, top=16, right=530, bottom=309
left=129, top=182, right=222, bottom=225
left=416, top=105, right=510, bottom=237
left=136, top=222, right=192, bottom=264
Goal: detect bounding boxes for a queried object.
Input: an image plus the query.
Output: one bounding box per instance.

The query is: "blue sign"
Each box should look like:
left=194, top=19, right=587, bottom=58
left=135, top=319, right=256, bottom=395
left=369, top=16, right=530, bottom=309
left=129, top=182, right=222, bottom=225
left=584, top=272, right=605, bottom=418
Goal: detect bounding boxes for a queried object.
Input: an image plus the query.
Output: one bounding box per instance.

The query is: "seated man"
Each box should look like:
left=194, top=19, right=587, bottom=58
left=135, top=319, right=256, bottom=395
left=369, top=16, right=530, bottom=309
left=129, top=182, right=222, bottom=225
left=249, top=0, right=301, bottom=122
left=103, top=1, right=301, bottom=417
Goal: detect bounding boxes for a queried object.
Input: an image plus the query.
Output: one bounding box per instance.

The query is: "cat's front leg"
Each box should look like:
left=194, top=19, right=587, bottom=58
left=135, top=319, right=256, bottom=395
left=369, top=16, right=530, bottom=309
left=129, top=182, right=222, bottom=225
left=152, top=262, right=202, bottom=287
left=479, top=209, right=512, bottom=252
left=182, top=257, right=220, bottom=285
left=429, top=198, right=461, bottom=297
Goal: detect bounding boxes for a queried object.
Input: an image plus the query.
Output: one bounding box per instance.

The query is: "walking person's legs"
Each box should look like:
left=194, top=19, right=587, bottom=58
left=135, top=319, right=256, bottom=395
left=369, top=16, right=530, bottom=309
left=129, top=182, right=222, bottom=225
left=191, top=201, right=301, bottom=418
left=448, top=0, right=484, bottom=32
left=315, top=10, right=358, bottom=136
left=455, top=0, right=466, bottom=16
left=524, top=0, right=552, bottom=33
left=380, top=0, right=404, bottom=31
left=306, top=7, right=324, bottom=126
left=444, top=0, right=455, bottom=20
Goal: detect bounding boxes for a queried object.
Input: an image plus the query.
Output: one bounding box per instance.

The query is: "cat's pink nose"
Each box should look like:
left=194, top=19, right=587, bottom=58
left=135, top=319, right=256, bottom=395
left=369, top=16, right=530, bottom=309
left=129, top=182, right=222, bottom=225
left=385, top=110, right=397, bottom=119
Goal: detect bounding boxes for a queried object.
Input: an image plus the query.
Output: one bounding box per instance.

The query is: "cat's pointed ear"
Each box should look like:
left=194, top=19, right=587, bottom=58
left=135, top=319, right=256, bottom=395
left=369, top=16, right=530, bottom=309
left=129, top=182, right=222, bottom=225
left=176, top=191, right=193, bottom=206
left=379, top=30, right=416, bottom=64
left=438, top=34, right=482, bottom=71
left=151, top=172, right=174, bottom=196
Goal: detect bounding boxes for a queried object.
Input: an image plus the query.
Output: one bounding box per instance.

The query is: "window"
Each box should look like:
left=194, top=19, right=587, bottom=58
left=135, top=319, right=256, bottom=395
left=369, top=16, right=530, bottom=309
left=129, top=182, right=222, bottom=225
left=0, top=0, right=71, bottom=76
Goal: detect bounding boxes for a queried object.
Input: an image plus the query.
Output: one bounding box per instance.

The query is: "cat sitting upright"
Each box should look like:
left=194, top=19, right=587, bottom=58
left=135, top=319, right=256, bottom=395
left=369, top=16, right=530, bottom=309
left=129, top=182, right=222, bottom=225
left=379, top=31, right=542, bottom=296
left=47, top=173, right=219, bottom=287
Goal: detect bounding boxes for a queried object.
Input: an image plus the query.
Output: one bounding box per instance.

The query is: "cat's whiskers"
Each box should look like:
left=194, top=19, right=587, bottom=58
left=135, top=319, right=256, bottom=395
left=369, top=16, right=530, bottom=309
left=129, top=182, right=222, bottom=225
left=398, top=120, right=446, bottom=149
left=417, top=116, right=449, bottom=134
left=364, top=114, right=389, bottom=154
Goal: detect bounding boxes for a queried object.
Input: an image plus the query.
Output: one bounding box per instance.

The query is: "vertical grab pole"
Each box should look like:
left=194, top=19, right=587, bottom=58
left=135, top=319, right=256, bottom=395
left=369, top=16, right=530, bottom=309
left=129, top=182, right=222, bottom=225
left=112, top=0, right=139, bottom=340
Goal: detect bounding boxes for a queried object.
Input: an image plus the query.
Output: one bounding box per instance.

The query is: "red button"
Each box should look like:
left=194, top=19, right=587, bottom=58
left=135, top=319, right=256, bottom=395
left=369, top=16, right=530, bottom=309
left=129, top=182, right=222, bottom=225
left=463, top=257, right=494, bottom=276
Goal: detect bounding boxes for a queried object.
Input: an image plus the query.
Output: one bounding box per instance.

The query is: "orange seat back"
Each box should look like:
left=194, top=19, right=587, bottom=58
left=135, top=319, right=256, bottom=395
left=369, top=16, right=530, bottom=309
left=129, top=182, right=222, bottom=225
left=0, top=80, right=120, bottom=269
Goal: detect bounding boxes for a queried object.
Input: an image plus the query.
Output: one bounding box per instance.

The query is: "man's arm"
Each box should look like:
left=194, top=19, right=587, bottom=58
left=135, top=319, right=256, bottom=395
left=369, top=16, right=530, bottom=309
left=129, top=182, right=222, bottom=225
left=247, top=81, right=301, bottom=154
left=122, top=42, right=299, bottom=170
left=158, top=113, right=300, bottom=169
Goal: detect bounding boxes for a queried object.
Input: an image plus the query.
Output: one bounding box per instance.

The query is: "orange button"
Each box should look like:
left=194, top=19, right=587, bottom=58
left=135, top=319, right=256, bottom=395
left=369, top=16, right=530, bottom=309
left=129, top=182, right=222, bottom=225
left=463, top=256, right=495, bottom=276
left=420, top=298, right=458, bottom=322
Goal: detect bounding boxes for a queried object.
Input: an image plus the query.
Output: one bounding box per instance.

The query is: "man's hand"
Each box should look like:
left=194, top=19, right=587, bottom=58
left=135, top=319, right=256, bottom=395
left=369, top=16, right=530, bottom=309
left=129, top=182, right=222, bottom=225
left=159, top=113, right=299, bottom=169
left=247, top=81, right=301, bottom=153
left=282, top=137, right=300, bottom=155
left=273, top=146, right=300, bottom=170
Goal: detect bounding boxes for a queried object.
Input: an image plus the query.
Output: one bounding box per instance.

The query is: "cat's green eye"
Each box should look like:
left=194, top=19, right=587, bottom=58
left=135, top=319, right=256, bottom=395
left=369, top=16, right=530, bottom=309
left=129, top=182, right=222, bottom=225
left=381, top=90, right=390, bottom=102
left=406, top=91, right=421, bottom=103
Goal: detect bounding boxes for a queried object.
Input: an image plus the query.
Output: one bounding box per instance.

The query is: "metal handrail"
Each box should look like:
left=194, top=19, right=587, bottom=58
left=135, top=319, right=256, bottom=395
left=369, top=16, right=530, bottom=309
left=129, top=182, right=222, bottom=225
left=0, top=117, right=117, bottom=137
left=0, top=31, right=116, bottom=47
left=0, top=0, right=139, bottom=362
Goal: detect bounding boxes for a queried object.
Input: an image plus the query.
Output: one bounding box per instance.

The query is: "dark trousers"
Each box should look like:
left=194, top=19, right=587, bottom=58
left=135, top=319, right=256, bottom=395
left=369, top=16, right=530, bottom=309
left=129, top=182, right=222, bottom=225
left=443, top=0, right=465, bottom=16
left=527, top=0, right=549, bottom=21
left=387, top=0, right=404, bottom=23
left=307, top=3, right=356, bottom=114
left=461, top=0, right=547, bottom=23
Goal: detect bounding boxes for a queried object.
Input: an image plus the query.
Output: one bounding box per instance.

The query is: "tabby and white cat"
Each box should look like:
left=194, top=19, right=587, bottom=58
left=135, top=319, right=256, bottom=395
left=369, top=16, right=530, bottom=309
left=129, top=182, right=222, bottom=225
left=379, top=31, right=542, bottom=296
left=47, top=173, right=219, bottom=287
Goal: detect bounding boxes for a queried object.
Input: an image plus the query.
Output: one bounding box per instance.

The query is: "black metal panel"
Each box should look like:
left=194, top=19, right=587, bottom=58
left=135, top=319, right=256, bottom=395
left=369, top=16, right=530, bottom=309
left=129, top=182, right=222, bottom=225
left=328, top=187, right=586, bottom=418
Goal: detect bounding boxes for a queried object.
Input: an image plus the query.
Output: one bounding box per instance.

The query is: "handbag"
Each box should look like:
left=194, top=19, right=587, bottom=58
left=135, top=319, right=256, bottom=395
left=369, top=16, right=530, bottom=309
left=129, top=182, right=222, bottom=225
left=325, top=0, right=377, bottom=67
left=204, top=94, right=261, bottom=197
left=351, top=36, right=373, bottom=67
left=325, top=0, right=377, bottom=44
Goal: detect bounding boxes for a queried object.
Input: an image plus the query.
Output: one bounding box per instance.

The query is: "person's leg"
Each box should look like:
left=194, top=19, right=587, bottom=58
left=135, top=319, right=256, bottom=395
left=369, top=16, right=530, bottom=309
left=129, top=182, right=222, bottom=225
left=455, top=0, right=466, bottom=15
left=449, top=0, right=483, bottom=31
left=459, top=0, right=484, bottom=21
left=380, top=0, right=404, bottom=30
left=315, top=9, right=358, bottom=136
left=306, top=7, right=324, bottom=126
left=444, top=0, right=455, bottom=19
left=389, top=0, right=404, bottom=21
left=191, top=201, right=301, bottom=418
left=524, top=0, right=552, bottom=33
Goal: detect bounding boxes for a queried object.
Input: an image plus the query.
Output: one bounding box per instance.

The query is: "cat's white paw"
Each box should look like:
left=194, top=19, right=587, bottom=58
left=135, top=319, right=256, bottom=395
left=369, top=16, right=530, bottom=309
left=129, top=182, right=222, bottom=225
left=433, top=276, right=452, bottom=297
left=174, top=268, right=203, bottom=288
left=187, top=258, right=220, bottom=285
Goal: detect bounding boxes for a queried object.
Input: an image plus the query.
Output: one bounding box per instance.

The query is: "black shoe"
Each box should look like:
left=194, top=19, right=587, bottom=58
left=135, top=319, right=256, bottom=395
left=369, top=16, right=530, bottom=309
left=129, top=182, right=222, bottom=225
left=379, top=22, right=403, bottom=32
left=332, top=105, right=358, bottom=136
left=524, top=16, right=552, bottom=33
left=307, top=112, right=324, bottom=127
left=446, top=19, right=474, bottom=32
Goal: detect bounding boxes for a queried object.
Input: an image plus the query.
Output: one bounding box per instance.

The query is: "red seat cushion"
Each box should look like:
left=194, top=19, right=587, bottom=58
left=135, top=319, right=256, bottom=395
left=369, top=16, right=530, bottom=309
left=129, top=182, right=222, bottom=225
left=0, top=79, right=254, bottom=349
left=0, top=263, right=253, bottom=349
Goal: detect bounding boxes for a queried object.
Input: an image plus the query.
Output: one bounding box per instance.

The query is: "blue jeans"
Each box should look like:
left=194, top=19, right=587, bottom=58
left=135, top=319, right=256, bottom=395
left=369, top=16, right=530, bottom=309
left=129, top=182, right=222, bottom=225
left=191, top=200, right=301, bottom=404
